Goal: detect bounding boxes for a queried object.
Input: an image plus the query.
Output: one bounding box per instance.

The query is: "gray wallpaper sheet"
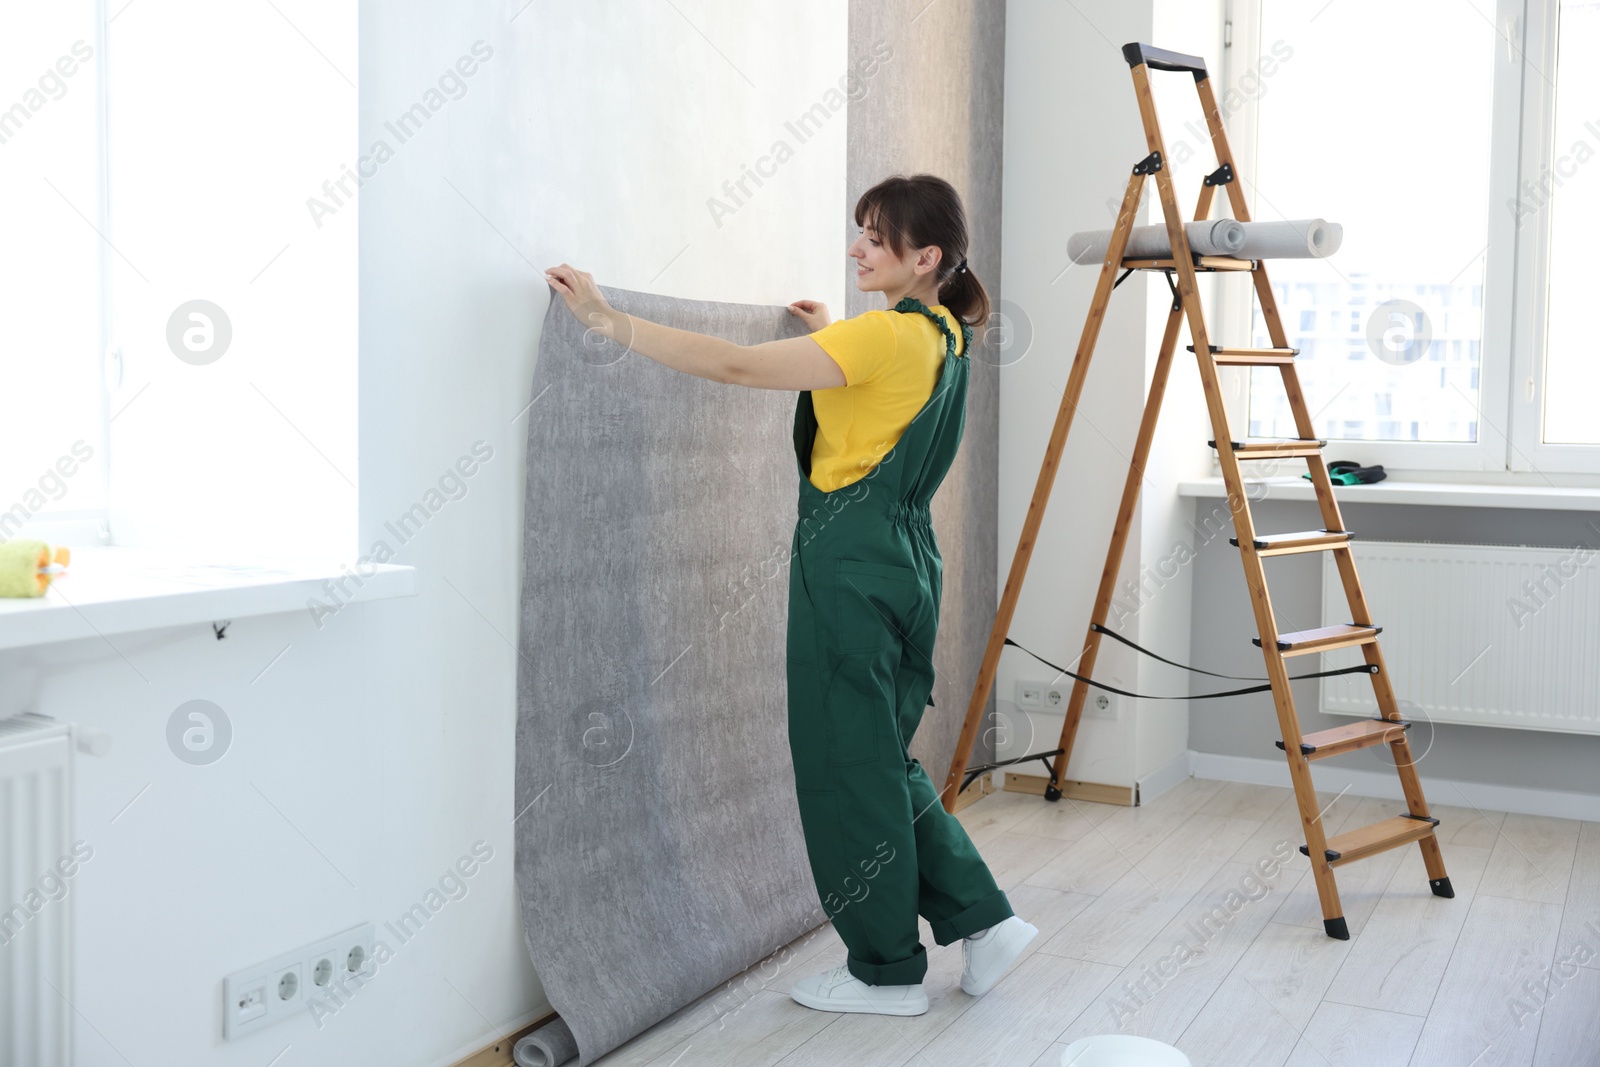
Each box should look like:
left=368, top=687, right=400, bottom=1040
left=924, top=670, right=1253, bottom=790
left=514, top=286, right=826, bottom=1065
left=847, top=0, right=1005, bottom=771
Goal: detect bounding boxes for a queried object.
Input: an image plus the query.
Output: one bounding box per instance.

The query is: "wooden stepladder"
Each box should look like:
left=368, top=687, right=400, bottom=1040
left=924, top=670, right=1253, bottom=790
left=940, top=43, right=1452, bottom=940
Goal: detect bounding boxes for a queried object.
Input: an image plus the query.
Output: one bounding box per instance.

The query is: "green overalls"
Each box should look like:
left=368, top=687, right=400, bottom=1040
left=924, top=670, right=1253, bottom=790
left=786, top=296, right=1015, bottom=987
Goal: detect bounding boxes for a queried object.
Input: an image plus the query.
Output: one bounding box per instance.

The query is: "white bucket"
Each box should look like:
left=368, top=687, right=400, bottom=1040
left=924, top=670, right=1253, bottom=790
left=1060, top=1035, right=1192, bottom=1066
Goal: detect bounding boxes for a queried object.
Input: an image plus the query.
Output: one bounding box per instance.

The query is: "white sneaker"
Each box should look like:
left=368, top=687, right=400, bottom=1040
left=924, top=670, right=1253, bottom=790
left=960, top=915, right=1039, bottom=995
left=790, top=962, right=929, bottom=1016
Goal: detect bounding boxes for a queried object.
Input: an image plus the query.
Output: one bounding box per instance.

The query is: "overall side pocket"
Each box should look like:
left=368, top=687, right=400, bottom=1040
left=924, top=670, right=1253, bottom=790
left=826, top=558, right=919, bottom=767
left=834, top=558, right=918, bottom=653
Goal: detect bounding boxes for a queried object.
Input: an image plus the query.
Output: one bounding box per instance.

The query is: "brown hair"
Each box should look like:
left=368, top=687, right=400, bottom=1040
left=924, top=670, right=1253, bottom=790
left=853, top=173, right=990, bottom=330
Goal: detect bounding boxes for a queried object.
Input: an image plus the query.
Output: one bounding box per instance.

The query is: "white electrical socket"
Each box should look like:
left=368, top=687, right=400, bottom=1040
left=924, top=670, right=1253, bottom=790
left=1017, top=681, right=1118, bottom=719
left=230, top=979, right=268, bottom=1028
left=224, top=922, right=375, bottom=1039
left=1014, top=681, right=1071, bottom=710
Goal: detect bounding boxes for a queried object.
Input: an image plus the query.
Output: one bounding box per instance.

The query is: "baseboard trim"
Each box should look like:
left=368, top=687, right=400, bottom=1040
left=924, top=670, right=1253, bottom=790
left=1190, top=751, right=1600, bottom=822
left=951, top=769, right=996, bottom=812
left=1136, top=750, right=1193, bottom=806
left=995, top=752, right=1191, bottom=808
left=443, top=1009, right=557, bottom=1067
left=1003, top=772, right=1135, bottom=806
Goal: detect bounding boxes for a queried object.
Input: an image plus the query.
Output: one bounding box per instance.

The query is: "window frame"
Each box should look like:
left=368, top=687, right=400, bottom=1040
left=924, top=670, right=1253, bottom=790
left=1216, top=0, right=1597, bottom=480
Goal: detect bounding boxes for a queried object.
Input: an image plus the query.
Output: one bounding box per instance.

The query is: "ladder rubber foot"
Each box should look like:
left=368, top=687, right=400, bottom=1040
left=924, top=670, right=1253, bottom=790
left=1431, top=877, right=1455, bottom=899
left=1043, top=785, right=1062, bottom=802
left=1323, top=917, right=1350, bottom=941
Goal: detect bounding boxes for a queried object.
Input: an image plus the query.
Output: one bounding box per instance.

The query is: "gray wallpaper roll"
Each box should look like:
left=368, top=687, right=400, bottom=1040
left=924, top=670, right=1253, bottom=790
left=1234, top=218, right=1343, bottom=258
left=1066, top=218, right=1344, bottom=263
left=514, top=285, right=826, bottom=1065
left=1066, top=218, right=1246, bottom=263
left=513, top=1018, right=579, bottom=1067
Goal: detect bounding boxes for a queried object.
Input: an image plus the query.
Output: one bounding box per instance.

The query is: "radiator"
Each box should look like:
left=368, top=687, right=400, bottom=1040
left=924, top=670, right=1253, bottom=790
left=0, top=714, right=75, bottom=1067
left=1319, top=540, right=1600, bottom=735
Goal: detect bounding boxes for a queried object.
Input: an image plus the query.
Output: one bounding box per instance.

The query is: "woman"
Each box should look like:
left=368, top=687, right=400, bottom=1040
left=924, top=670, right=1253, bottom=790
left=545, top=174, right=1037, bottom=1017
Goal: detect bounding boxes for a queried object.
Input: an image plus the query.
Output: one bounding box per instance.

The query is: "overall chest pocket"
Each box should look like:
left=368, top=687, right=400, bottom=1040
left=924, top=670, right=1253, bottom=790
left=833, top=558, right=919, bottom=653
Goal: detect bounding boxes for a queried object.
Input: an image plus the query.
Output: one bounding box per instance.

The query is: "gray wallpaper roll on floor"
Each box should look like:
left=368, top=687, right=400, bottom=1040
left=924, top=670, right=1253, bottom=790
left=513, top=1017, right=578, bottom=1067
left=514, top=285, right=828, bottom=1066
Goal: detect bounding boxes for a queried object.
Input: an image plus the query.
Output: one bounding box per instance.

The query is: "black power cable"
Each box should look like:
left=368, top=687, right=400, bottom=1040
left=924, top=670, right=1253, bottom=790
left=956, top=629, right=1378, bottom=798
left=1002, top=632, right=1376, bottom=701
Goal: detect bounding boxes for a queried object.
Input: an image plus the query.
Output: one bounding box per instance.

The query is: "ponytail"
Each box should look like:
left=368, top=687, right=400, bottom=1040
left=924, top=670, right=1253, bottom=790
left=937, top=257, right=990, bottom=335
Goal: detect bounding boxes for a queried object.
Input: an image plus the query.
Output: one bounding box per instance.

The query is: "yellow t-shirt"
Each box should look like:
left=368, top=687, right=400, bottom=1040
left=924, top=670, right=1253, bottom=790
left=806, top=304, right=966, bottom=492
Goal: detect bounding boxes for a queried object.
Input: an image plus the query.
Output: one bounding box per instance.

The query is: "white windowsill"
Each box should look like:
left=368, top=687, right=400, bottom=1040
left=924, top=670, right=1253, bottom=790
left=1178, top=476, right=1600, bottom=512
left=0, top=547, right=415, bottom=652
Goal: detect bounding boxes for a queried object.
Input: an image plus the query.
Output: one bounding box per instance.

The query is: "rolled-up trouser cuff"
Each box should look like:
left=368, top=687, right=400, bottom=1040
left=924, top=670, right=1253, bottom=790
left=846, top=942, right=926, bottom=986
left=929, top=888, right=1014, bottom=946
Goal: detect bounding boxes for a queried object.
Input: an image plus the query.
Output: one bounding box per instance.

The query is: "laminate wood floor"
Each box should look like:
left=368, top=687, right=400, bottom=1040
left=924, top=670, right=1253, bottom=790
left=587, top=778, right=1600, bottom=1067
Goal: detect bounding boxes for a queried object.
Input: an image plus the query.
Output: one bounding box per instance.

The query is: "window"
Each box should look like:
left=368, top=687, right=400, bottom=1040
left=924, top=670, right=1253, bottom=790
left=1537, top=6, right=1596, bottom=445
left=1515, top=0, right=1600, bottom=461
left=1224, top=0, right=1598, bottom=476
left=0, top=4, right=107, bottom=544
left=2, top=1, right=358, bottom=557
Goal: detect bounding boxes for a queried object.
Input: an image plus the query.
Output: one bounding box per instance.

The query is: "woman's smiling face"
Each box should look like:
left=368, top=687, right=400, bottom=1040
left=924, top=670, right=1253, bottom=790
left=848, top=210, right=912, bottom=294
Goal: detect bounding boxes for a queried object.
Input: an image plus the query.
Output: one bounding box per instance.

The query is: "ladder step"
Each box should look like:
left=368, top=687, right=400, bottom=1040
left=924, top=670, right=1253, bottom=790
left=1187, top=344, right=1299, bottom=366
left=1278, top=717, right=1411, bottom=760
left=1300, top=813, right=1439, bottom=866
left=1230, top=529, right=1353, bottom=556
left=1253, top=622, right=1381, bottom=657
left=1208, top=437, right=1325, bottom=459
left=1122, top=255, right=1256, bottom=272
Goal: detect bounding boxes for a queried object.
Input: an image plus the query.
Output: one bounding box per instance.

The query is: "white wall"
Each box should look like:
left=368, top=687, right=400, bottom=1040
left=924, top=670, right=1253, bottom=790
left=356, top=4, right=845, bottom=1059
left=1134, top=0, right=1228, bottom=782
left=998, top=0, right=1223, bottom=792
left=5, top=3, right=851, bottom=1064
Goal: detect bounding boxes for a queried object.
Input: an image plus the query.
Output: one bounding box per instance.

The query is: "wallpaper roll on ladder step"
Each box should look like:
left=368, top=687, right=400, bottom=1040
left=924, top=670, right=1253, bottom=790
left=1233, top=218, right=1342, bottom=258
left=1067, top=218, right=1244, bottom=263
left=1065, top=217, right=1342, bottom=264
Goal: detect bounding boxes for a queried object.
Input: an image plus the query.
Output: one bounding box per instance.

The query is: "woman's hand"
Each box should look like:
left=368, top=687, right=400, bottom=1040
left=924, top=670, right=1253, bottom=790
left=788, top=299, right=830, bottom=332
left=545, top=263, right=623, bottom=342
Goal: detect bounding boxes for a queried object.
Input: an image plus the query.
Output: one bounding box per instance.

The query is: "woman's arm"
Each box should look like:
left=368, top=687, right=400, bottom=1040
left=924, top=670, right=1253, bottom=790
left=601, top=311, right=849, bottom=390
left=545, top=264, right=847, bottom=391
left=728, top=335, right=847, bottom=391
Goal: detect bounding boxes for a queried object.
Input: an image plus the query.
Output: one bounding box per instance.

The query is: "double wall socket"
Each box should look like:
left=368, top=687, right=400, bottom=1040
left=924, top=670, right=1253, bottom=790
left=223, top=921, right=376, bottom=1039
left=1014, top=680, right=1119, bottom=720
